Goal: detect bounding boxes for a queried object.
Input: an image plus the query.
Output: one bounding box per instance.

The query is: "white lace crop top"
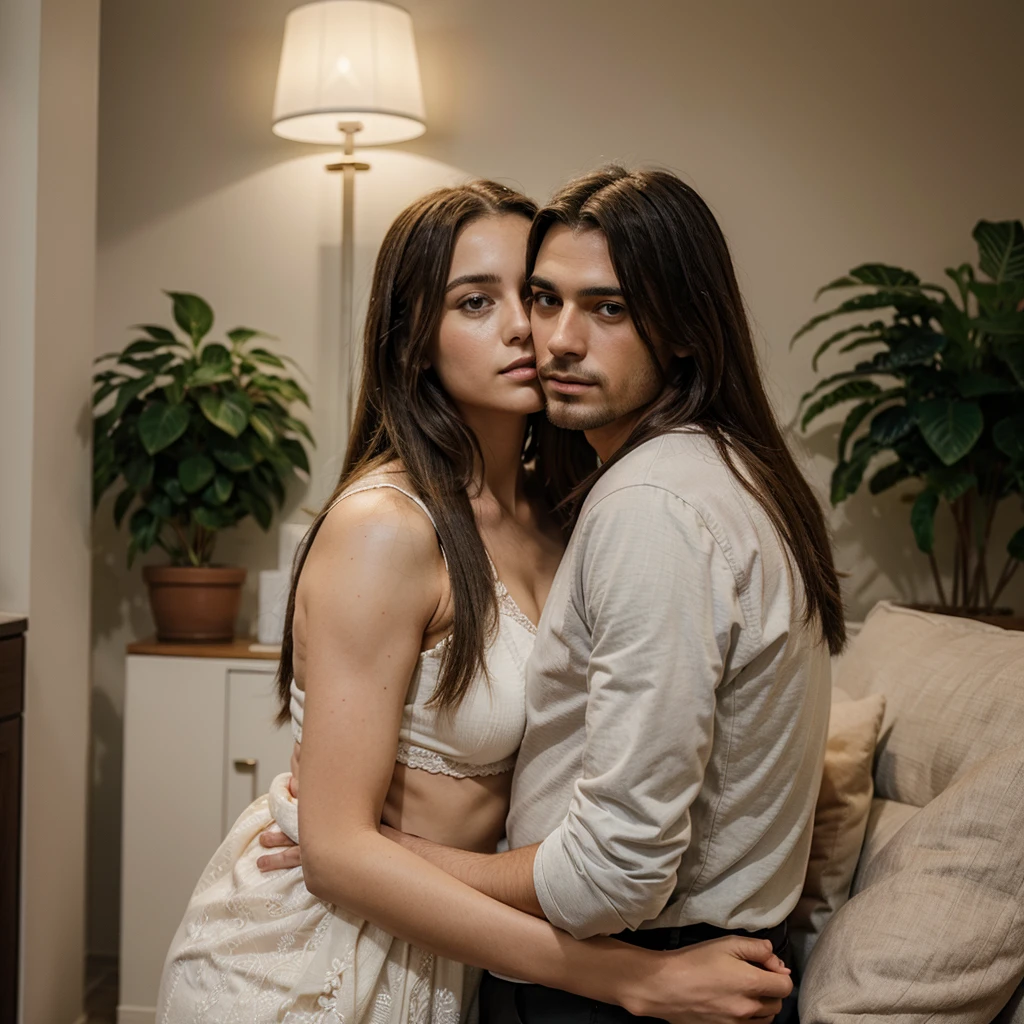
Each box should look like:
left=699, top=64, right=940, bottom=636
left=288, top=481, right=537, bottom=779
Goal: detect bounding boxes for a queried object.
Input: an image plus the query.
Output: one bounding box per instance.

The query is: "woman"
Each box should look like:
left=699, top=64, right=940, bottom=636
left=157, top=180, right=790, bottom=1024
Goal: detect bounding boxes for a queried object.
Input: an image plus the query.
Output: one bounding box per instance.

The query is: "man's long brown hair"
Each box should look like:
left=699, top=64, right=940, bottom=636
left=530, top=167, right=846, bottom=655
left=276, top=181, right=595, bottom=722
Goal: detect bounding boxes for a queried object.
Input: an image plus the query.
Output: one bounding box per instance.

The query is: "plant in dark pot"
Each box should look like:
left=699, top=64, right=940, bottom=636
left=794, top=220, right=1024, bottom=626
left=93, top=292, right=314, bottom=642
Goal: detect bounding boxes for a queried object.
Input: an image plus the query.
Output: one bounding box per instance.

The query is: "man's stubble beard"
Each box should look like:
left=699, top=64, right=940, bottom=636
left=544, top=395, right=620, bottom=432
left=543, top=359, right=663, bottom=433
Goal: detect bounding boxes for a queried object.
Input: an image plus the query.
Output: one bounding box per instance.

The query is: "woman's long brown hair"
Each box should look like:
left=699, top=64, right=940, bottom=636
left=276, top=181, right=596, bottom=722
left=529, top=167, right=847, bottom=655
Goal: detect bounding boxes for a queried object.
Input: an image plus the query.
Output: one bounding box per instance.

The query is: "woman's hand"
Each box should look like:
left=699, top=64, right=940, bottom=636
left=626, top=936, right=791, bottom=1023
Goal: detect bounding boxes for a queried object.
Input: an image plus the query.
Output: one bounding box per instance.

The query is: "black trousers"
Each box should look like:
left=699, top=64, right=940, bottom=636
left=479, top=922, right=792, bottom=1024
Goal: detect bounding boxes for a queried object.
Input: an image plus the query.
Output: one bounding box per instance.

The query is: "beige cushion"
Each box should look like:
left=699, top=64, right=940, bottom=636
left=799, top=745, right=1024, bottom=1023
left=789, top=693, right=886, bottom=972
left=851, top=797, right=919, bottom=895
left=834, top=601, right=1024, bottom=807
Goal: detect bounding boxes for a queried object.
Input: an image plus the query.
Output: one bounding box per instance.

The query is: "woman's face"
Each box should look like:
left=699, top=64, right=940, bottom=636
left=428, top=214, right=543, bottom=416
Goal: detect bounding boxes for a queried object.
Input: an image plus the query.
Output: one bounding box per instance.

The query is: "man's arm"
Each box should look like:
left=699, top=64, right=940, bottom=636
left=532, top=485, right=742, bottom=939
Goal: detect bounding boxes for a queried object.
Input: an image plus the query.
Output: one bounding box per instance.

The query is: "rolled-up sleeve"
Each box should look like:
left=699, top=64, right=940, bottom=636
left=532, top=485, right=743, bottom=939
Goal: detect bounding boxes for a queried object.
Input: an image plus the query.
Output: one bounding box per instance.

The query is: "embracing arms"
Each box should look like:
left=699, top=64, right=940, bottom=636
left=283, top=489, right=789, bottom=1022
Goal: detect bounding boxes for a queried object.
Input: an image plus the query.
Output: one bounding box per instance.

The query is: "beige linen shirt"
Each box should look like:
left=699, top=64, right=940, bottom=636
left=507, top=430, right=831, bottom=940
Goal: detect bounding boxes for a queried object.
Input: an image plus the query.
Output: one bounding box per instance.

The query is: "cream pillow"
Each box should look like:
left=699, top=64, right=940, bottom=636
left=789, top=691, right=886, bottom=973
left=800, top=745, right=1024, bottom=1023
left=833, top=601, right=1024, bottom=807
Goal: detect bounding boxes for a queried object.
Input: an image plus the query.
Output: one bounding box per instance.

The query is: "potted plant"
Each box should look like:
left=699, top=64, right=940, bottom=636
left=793, top=220, right=1024, bottom=626
left=93, top=291, right=314, bottom=641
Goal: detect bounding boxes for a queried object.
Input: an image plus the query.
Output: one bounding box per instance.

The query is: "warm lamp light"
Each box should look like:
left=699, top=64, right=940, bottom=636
left=273, top=0, right=425, bottom=147
left=272, top=0, right=426, bottom=441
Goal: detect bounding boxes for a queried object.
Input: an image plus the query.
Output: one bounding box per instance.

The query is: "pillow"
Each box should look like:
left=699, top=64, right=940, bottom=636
left=789, top=692, right=886, bottom=973
left=799, top=745, right=1024, bottom=1023
left=850, top=797, right=919, bottom=895
left=833, top=601, right=1024, bottom=807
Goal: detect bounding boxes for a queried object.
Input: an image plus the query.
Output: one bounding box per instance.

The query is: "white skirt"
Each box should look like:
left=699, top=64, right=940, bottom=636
left=157, top=774, right=479, bottom=1024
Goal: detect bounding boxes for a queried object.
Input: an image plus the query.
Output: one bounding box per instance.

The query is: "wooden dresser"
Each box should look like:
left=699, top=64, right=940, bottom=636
left=119, top=639, right=290, bottom=1024
left=0, top=614, right=26, bottom=1024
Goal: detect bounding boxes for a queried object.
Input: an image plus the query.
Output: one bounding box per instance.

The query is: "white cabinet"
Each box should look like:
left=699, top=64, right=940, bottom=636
left=118, top=645, right=291, bottom=1024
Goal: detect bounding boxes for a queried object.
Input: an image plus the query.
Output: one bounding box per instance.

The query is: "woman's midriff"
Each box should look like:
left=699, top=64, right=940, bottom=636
left=381, top=761, right=513, bottom=853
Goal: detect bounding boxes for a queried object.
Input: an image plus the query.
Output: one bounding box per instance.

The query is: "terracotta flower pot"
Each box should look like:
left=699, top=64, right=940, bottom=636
left=142, top=565, right=247, bottom=642
left=901, top=603, right=1024, bottom=632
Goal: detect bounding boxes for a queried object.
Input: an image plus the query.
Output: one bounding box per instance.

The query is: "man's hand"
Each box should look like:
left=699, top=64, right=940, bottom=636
left=630, top=936, right=792, bottom=1023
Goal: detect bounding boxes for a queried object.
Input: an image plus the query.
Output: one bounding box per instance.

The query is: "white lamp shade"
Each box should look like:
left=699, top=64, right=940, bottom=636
left=273, top=0, right=426, bottom=147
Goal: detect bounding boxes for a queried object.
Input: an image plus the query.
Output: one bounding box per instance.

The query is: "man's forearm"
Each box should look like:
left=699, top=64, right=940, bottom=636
left=382, top=826, right=543, bottom=917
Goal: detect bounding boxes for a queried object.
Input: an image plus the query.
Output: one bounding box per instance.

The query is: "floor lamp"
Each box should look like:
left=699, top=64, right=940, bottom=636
left=272, top=0, right=426, bottom=448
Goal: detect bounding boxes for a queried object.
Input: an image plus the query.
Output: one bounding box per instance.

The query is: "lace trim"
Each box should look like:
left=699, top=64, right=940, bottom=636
left=495, top=579, right=538, bottom=636
left=395, top=740, right=515, bottom=778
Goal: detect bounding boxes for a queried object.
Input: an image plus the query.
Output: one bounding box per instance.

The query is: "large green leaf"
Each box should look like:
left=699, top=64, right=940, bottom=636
left=128, top=507, right=160, bottom=557
left=283, top=414, right=315, bottom=445
left=910, top=490, right=939, bottom=553
left=830, top=438, right=880, bottom=504
left=916, top=398, right=983, bottom=465
left=133, top=323, right=180, bottom=344
left=227, top=327, right=270, bottom=346
left=137, top=401, right=190, bottom=455
left=202, top=474, right=234, bottom=506
left=147, top=493, right=173, bottom=520
left=279, top=437, right=310, bottom=474
left=885, top=331, right=947, bottom=368
left=240, top=491, right=273, bottom=530
left=994, top=340, right=1024, bottom=387
left=957, top=372, right=1019, bottom=398
left=249, top=408, right=278, bottom=446
left=869, top=405, right=915, bottom=446
left=807, top=322, right=884, bottom=369
left=868, top=461, right=911, bottom=495
left=927, top=467, right=977, bottom=503
left=123, top=455, right=153, bottom=491
left=200, top=342, right=232, bottom=368
left=814, top=263, right=920, bottom=300
left=161, top=477, right=187, bottom=504
left=251, top=373, right=311, bottom=407
left=973, top=220, right=1024, bottom=283
left=92, top=380, right=118, bottom=408
left=247, top=347, right=286, bottom=369
left=802, top=380, right=882, bottom=431
left=120, top=339, right=166, bottom=358
left=113, top=488, right=135, bottom=528
left=993, top=415, right=1024, bottom=460
left=106, top=375, right=154, bottom=429
left=166, top=291, right=214, bottom=345
left=792, top=290, right=942, bottom=344
left=198, top=392, right=249, bottom=438
left=179, top=454, right=216, bottom=494
left=212, top=440, right=256, bottom=473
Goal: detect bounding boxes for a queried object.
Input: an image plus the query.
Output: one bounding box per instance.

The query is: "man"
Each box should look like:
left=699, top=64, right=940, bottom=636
left=264, top=167, right=843, bottom=1022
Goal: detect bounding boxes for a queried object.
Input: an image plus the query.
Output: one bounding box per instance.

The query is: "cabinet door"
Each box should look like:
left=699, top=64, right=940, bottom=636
left=0, top=716, right=20, bottom=1024
left=224, top=670, right=294, bottom=832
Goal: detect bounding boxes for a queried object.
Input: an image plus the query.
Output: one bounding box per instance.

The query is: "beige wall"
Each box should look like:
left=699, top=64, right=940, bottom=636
left=91, top=0, right=1024, bottom=955
left=0, top=0, right=100, bottom=1020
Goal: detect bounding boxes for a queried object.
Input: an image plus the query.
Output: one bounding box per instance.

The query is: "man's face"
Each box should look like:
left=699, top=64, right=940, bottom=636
left=529, top=225, right=663, bottom=440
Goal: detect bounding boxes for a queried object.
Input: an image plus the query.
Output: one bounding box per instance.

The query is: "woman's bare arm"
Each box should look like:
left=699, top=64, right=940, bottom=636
left=293, top=491, right=791, bottom=1023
